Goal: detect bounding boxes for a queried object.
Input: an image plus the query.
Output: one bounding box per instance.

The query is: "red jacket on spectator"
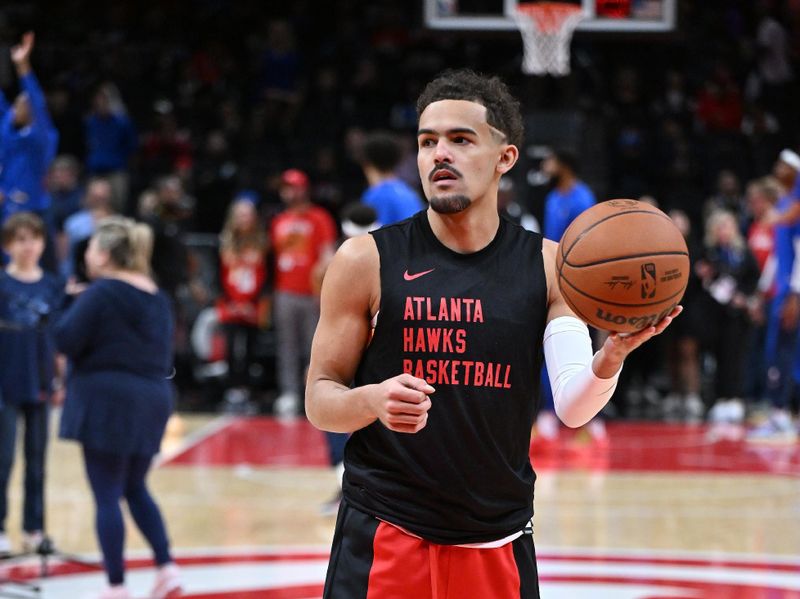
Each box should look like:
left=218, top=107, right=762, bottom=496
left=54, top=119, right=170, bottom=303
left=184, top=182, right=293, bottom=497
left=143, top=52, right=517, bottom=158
left=270, top=206, right=336, bottom=296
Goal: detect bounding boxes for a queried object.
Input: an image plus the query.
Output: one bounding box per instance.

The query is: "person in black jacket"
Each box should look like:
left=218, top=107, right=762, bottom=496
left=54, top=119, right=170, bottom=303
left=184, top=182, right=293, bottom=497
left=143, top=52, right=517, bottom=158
left=696, top=209, right=761, bottom=423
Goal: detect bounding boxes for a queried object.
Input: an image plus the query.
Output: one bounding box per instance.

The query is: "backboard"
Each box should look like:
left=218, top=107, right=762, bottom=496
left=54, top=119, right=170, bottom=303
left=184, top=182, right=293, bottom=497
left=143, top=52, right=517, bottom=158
left=425, top=0, right=676, bottom=33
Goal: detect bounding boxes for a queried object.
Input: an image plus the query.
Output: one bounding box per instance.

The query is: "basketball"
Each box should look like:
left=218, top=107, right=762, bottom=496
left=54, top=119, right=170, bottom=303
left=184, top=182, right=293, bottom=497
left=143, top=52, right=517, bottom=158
left=556, top=199, right=690, bottom=333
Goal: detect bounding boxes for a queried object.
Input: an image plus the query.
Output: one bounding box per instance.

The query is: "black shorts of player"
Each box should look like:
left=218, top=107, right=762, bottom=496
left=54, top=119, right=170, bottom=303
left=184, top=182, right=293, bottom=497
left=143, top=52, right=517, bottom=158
left=323, top=498, right=540, bottom=599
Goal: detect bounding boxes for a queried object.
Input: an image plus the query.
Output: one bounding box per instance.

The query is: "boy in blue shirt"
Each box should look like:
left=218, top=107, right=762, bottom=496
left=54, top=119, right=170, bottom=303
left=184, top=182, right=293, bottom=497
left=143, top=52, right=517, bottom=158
left=0, top=212, right=64, bottom=555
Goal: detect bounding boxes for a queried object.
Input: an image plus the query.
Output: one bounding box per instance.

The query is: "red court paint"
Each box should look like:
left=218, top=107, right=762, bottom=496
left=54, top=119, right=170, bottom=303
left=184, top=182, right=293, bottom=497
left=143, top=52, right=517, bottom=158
left=162, top=418, right=800, bottom=476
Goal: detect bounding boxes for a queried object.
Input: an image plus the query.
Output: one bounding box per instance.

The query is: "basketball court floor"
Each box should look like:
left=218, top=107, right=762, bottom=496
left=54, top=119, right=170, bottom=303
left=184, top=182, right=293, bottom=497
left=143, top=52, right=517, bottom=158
left=0, top=412, right=798, bottom=598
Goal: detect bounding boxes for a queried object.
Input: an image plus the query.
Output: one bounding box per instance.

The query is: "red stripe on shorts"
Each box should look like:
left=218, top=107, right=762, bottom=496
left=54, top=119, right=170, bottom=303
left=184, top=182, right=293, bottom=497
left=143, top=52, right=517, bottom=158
left=367, top=522, right=521, bottom=599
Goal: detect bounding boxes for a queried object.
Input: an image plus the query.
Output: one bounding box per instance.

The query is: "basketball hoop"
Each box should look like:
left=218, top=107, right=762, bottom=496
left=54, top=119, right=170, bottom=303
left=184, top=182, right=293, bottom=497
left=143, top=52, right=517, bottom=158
left=514, top=2, right=585, bottom=77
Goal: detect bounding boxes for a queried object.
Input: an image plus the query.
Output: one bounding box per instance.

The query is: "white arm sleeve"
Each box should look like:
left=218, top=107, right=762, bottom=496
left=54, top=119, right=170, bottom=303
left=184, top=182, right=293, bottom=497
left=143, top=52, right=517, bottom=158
left=543, top=316, right=623, bottom=428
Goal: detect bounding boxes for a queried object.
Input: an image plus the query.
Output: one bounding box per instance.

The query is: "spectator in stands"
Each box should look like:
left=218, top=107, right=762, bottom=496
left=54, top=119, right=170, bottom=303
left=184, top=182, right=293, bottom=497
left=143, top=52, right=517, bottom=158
left=540, top=150, right=604, bottom=439
left=497, top=177, right=539, bottom=232
left=359, top=131, right=425, bottom=225
left=662, top=209, right=704, bottom=422
left=47, top=155, right=83, bottom=232
left=84, top=83, right=137, bottom=214
left=0, top=212, right=64, bottom=557
left=260, top=20, right=302, bottom=135
left=145, top=176, right=193, bottom=301
left=0, top=32, right=59, bottom=270
left=752, top=1, right=794, bottom=139
left=217, top=194, right=268, bottom=413
left=60, top=178, right=116, bottom=281
left=704, top=170, right=743, bottom=223
left=746, top=177, right=780, bottom=272
left=695, top=66, right=743, bottom=133
left=541, top=148, right=596, bottom=242
left=750, top=149, right=800, bottom=441
left=270, top=169, right=336, bottom=417
left=742, top=177, right=780, bottom=408
left=696, top=210, right=760, bottom=425
left=46, top=84, right=84, bottom=159
left=139, top=101, right=193, bottom=182
left=193, top=130, right=238, bottom=234
left=651, top=70, right=693, bottom=129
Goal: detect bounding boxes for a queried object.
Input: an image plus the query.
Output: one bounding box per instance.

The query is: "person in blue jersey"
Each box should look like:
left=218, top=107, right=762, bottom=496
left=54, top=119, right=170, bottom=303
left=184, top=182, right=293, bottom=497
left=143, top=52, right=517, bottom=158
left=0, top=213, right=64, bottom=558
left=539, top=149, right=603, bottom=443
left=749, top=149, right=800, bottom=441
left=84, top=83, right=137, bottom=213
left=54, top=217, right=181, bottom=599
left=306, top=69, right=679, bottom=599
left=359, top=131, right=425, bottom=225
left=0, top=33, right=59, bottom=269
left=541, top=148, right=596, bottom=242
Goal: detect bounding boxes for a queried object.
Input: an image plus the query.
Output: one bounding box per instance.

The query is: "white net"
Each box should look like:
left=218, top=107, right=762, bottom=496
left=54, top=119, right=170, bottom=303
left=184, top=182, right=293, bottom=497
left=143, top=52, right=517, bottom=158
left=514, top=2, right=585, bottom=77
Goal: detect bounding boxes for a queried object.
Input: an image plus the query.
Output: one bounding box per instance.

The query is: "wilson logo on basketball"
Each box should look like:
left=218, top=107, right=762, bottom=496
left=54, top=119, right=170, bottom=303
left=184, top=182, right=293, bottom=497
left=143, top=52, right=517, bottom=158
left=595, top=303, right=677, bottom=330
left=640, top=263, right=656, bottom=299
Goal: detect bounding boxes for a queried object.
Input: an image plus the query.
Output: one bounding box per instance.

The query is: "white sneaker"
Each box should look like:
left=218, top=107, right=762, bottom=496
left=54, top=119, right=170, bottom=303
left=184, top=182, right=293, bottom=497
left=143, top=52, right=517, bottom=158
left=586, top=418, right=608, bottom=442
left=0, top=531, right=11, bottom=557
left=94, top=585, right=131, bottom=599
left=747, top=410, right=798, bottom=443
left=535, top=410, right=559, bottom=440
left=684, top=393, right=705, bottom=422
left=661, top=393, right=683, bottom=420
left=726, top=398, right=745, bottom=423
left=22, top=530, right=45, bottom=553
left=708, top=399, right=729, bottom=424
left=151, top=562, right=183, bottom=598
left=274, top=393, right=299, bottom=418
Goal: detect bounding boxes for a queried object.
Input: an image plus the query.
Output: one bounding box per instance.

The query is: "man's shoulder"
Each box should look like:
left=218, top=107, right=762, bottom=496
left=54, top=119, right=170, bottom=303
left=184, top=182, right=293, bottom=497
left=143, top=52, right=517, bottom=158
left=331, top=235, right=379, bottom=279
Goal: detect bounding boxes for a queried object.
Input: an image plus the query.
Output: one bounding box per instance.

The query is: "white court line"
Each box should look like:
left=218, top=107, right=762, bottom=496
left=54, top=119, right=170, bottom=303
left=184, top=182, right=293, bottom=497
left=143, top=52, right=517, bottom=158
left=32, top=556, right=800, bottom=597
left=154, top=414, right=236, bottom=467
left=115, top=544, right=799, bottom=566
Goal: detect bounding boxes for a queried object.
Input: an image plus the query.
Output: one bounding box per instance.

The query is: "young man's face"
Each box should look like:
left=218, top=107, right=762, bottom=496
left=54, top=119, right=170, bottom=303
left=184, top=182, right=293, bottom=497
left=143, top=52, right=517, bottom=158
left=417, top=99, right=515, bottom=214
left=4, top=227, right=44, bottom=267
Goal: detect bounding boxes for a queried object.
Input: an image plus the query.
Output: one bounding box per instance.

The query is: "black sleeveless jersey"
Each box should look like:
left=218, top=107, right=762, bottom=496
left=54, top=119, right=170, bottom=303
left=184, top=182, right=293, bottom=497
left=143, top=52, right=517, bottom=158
left=342, top=210, right=548, bottom=544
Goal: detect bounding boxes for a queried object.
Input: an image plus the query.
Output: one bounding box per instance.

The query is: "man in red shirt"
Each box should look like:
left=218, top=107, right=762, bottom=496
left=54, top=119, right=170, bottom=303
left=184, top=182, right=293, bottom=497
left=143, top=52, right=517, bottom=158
left=270, top=169, right=336, bottom=416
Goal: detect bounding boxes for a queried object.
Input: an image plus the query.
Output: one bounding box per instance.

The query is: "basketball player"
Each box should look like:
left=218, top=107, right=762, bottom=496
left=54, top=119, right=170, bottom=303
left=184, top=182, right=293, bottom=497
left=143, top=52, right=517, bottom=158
left=306, top=69, right=680, bottom=598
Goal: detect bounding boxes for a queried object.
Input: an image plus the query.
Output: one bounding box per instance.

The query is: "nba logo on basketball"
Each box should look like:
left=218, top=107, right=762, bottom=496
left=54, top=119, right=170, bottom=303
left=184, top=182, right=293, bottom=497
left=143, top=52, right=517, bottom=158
left=640, top=263, right=656, bottom=299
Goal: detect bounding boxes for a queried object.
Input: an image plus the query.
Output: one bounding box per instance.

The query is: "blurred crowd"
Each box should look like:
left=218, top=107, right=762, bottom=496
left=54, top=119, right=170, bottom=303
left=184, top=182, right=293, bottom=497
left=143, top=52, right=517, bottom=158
left=0, top=0, right=799, bottom=438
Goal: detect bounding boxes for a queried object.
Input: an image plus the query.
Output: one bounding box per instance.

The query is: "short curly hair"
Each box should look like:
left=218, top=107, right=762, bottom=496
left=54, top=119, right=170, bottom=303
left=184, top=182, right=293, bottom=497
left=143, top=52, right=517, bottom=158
left=416, top=69, right=524, bottom=148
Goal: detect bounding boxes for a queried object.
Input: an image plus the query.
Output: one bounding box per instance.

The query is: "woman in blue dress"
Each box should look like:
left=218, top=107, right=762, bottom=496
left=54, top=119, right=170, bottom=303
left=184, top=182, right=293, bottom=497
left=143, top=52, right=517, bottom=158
left=55, top=216, right=182, bottom=599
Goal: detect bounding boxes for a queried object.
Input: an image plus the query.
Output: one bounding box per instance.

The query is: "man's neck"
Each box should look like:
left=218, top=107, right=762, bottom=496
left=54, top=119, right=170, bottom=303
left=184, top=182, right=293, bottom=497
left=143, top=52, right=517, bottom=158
left=427, top=201, right=500, bottom=254
left=6, top=263, right=43, bottom=282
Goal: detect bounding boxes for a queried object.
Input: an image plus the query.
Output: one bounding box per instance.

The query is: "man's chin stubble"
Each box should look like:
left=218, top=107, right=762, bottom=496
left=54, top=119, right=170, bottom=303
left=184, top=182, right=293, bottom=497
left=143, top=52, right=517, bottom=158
left=429, top=195, right=471, bottom=214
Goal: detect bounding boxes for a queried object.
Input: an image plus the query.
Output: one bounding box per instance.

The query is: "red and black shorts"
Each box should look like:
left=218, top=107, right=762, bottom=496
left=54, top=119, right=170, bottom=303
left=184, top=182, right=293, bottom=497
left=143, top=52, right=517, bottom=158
left=323, top=499, right=540, bottom=599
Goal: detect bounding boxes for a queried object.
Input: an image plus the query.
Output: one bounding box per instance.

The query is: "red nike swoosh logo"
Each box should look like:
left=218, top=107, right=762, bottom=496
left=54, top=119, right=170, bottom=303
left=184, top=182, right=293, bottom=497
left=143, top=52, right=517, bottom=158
left=404, top=268, right=435, bottom=281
